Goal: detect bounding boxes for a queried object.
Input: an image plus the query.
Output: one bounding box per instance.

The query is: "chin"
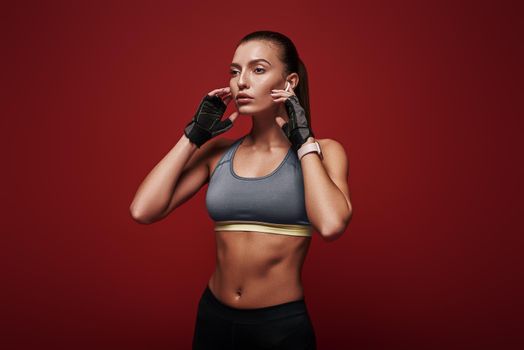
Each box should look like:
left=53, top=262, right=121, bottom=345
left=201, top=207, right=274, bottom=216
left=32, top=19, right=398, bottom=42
left=236, top=104, right=256, bottom=112
left=236, top=102, right=272, bottom=114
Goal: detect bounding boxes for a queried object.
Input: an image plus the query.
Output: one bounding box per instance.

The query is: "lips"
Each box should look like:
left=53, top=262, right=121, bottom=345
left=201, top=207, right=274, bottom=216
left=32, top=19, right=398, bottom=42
left=236, top=92, right=253, bottom=100
left=237, top=98, right=253, bottom=105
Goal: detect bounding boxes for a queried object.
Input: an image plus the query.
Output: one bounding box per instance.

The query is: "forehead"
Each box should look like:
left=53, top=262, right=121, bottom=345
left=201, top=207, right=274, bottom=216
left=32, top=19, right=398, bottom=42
left=231, top=40, right=280, bottom=66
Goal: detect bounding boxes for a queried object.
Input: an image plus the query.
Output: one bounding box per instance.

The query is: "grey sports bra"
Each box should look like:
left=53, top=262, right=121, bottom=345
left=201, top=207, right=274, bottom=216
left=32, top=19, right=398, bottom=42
left=205, top=135, right=312, bottom=237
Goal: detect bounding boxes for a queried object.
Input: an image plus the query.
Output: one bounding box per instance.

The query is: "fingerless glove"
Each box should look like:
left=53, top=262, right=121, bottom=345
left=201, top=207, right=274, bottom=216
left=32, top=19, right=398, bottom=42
left=184, top=94, right=233, bottom=148
left=282, top=95, right=315, bottom=152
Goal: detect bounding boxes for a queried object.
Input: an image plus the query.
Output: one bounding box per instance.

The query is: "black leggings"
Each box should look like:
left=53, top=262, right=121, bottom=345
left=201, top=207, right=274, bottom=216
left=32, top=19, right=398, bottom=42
left=192, top=285, right=317, bottom=350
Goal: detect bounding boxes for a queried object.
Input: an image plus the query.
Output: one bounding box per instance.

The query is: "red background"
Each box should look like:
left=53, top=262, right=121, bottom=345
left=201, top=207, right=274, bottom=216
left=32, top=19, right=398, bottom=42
left=2, top=1, right=522, bottom=349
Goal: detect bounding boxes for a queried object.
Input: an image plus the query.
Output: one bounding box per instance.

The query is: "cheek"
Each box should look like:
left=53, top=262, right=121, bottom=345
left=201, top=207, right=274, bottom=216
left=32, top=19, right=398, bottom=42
left=255, top=93, right=274, bottom=106
left=257, top=76, right=279, bottom=91
left=256, top=96, right=278, bottom=111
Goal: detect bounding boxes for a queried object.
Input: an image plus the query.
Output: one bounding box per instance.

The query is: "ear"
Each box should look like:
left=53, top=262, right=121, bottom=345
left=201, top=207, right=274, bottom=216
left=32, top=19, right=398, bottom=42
left=285, top=73, right=300, bottom=90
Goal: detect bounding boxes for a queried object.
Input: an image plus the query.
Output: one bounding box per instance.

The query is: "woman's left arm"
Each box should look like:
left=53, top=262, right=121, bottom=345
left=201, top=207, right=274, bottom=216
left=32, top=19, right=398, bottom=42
left=273, top=86, right=352, bottom=241
left=300, top=137, right=352, bottom=241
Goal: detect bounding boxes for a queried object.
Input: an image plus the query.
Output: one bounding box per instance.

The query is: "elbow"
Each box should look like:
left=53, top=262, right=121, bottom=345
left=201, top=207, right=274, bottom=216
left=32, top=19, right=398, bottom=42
left=129, top=206, right=154, bottom=225
left=318, top=222, right=344, bottom=242
left=319, top=212, right=353, bottom=242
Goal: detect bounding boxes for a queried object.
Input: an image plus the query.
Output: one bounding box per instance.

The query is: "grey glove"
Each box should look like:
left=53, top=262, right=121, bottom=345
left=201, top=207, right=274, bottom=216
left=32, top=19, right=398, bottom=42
left=282, top=95, right=315, bottom=152
left=184, top=94, right=233, bottom=148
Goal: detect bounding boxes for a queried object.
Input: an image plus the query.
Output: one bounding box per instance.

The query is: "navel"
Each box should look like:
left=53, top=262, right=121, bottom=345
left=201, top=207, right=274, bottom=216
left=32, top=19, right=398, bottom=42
left=234, top=286, right=243, bottom=300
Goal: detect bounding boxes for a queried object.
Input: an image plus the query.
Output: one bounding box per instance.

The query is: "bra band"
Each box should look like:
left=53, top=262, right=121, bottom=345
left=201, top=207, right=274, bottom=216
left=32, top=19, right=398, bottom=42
left=214, top=221, right=313, bottom=237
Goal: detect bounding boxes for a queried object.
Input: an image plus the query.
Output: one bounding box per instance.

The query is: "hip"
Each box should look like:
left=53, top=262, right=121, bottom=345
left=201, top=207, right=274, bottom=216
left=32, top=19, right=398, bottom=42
left=208, top=270, right=305, bottom=309
left=192, top=284, right=316, bottom=349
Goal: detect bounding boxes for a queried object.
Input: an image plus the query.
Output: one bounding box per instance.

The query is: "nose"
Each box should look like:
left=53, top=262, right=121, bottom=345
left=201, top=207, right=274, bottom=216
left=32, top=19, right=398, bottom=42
left=237, top=71, right=249, bottom=89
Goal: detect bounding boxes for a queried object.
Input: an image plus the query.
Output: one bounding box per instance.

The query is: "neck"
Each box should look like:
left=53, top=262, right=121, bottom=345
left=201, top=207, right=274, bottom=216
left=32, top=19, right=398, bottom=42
left=243, top=108, right=290, bottom=151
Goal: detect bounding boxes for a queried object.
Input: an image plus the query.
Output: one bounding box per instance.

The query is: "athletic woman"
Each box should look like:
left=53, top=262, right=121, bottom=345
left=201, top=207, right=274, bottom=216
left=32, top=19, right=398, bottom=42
left=130, top=30, right=353, bottom=350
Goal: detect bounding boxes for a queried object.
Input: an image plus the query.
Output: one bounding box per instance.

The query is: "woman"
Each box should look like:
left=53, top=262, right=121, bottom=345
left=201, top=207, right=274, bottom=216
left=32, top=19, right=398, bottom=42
left=130, top=31, right=352, bottom=349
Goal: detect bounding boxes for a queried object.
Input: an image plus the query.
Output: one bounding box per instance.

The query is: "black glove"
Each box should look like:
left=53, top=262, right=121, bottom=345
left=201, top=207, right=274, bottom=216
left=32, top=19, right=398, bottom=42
left=184, top=94, right=233, bottom=148
left=281, top=95, right=315, bottom=152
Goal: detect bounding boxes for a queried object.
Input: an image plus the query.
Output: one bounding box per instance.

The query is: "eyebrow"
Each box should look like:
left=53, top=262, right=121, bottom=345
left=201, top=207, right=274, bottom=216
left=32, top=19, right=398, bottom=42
left=230, top=59, right=272, bottom=68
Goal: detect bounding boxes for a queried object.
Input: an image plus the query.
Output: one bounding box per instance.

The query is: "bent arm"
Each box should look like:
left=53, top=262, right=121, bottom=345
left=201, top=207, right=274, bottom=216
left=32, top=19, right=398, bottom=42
left=302, top=138, right=352, bottom=241
left=129, top=134, right=204, bottom=224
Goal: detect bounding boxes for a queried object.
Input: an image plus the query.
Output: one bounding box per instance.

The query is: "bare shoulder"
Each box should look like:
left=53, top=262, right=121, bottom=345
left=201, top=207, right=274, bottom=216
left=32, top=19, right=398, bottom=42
left=316, top=137, right=350, bottom=177
left=317, top=138, right=348, bottom=161
left=315, top=137, right=351, bottom=208
left=316, top=137, right=342, bottom=148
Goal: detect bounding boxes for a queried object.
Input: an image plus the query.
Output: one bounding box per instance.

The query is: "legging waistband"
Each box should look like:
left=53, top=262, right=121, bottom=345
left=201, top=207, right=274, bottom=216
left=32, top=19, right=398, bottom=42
left=200, top=285, right=309, bottom=324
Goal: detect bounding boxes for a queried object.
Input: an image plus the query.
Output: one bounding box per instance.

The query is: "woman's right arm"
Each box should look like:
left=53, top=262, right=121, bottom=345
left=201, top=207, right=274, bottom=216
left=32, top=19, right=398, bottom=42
left=129, top=87, right=237, bottom=224
left=129, top=134, right=218, bottom=224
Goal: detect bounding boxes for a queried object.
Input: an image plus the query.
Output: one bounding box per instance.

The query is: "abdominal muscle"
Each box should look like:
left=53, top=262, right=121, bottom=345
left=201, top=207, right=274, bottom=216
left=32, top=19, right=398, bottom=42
left=208, top=230, right=312, bottom=309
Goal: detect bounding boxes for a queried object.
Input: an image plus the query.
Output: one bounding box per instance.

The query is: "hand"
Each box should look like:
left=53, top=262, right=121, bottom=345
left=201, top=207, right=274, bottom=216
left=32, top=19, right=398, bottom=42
left=271, top=85, right=315, bottom=152
left=184, top=87, right=239, bottom=148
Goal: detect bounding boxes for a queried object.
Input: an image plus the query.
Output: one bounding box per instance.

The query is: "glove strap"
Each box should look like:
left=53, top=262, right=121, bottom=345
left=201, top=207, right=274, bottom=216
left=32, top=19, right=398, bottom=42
left=184, top=122, right=210, bottom=148
left=283, top=124, right=315, bottom=152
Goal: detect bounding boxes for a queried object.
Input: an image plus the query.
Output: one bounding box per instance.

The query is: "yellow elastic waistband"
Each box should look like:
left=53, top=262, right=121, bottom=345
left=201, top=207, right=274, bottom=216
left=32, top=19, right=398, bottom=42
left=214, top=220, right=313, bottom=237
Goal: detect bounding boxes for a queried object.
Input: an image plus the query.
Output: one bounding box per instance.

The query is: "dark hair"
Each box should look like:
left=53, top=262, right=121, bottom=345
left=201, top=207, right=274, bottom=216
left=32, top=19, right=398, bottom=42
left=237, top=31, right=312, bottom=128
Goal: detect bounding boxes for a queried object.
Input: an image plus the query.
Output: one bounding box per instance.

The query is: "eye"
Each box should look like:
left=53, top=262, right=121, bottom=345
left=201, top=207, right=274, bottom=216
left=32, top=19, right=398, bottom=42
left=229, top=67, right=265, bottom=75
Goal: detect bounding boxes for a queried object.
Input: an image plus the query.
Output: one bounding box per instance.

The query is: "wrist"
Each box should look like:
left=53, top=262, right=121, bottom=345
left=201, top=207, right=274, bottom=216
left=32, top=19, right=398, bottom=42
left=295, top=137, right=315, bottom=150
left=297, top=138, right=323, bottom=160
left=303, top=136, right=316, bottom=144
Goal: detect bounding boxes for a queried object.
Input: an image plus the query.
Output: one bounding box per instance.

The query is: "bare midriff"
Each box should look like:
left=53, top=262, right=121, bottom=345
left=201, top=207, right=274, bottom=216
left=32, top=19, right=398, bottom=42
left=208, top=230, right=312, bottom=309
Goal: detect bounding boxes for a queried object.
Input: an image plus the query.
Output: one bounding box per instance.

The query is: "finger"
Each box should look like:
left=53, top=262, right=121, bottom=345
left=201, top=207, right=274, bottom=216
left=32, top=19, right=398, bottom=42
left=222, top=92, right=233, bottom=105
left=272, top=87, right=294, bottom=93
left=228, top=111, right=239, bottom=123
left=212, top=92, right=231, bottom=106
left=218, top=87, right=231, bottom=95
left=275, top=94, right=296, bottom=103
left=274, top=116, right=287, bottom=128
left=215, top=89, right=230, bottom=98
left=271, top=90, right=293, bottom=96
left=208, top=87, right=231, bottom=96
